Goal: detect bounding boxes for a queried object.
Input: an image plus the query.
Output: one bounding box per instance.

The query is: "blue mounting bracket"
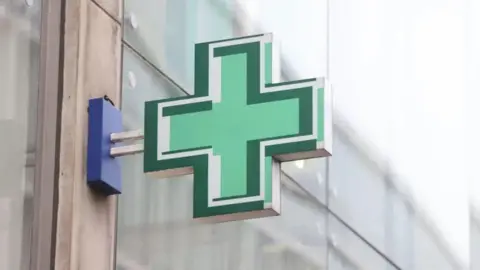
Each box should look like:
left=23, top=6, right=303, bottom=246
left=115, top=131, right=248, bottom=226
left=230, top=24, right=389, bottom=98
left=87, top=97, right=123, bottom=196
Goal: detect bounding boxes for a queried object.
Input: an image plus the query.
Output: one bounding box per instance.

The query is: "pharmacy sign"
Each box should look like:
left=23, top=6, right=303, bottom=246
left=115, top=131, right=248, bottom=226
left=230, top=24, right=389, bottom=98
left=143, top=34, right=332, bottom=222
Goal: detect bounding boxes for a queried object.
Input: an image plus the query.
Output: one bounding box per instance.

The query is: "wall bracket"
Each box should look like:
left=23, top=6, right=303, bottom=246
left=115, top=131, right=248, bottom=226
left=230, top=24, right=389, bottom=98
left=86, top=97, right=144, bottom=196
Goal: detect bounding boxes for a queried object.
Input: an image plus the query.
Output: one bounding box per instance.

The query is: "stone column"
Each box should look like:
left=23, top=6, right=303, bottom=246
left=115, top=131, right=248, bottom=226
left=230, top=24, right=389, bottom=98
left=54, top=0, right=122, bottom=269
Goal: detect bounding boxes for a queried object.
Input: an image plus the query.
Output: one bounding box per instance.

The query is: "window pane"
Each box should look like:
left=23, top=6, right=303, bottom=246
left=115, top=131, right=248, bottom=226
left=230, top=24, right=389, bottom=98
left=412, top=218, right=457, bottom=270
left=282, top=158, right=327, bottom=204
left=0, top=0, right=42, bottom=269
left=233, top=0, right=328, bottom=79
left=328, top=126, right=388, bottom=255
left=327, top=214, right=395, bottom=270
left=471, top=211, right=480, bottom=270
left=384, top=188, right=414, bottom=269
left=329, top=0, right=469, bottom=266
left=123, top=0, right=236, bottom=92
left=117, top=45, right=328, bottom=270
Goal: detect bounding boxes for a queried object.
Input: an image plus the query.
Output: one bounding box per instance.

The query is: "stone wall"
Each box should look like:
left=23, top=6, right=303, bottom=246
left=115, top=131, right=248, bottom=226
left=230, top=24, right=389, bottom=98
left=54, top=0, right=122, bottom=269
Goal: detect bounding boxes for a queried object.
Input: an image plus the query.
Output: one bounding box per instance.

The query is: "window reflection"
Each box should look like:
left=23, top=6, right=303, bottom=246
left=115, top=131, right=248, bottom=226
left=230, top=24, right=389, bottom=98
left=124, top=0, right=235, bottom=93
left=412, top=219, right=457, bottom=270
left=328, top=213, right=394, bottom=270
left=118, top=152, right=329, bottom=270
left=118, top=0, right=463, bottom=269
left=471, top=210, right=480, bottom=270
left=0, top=0, right=42, bottom=269
left=328, top=125, right=389, bottom=254
left=282, top=158, right=327, bottom=204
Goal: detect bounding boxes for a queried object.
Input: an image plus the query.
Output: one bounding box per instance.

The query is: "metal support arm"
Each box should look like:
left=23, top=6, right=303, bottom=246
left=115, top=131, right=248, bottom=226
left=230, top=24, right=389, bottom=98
left=110, top=130, right=144, bottom=157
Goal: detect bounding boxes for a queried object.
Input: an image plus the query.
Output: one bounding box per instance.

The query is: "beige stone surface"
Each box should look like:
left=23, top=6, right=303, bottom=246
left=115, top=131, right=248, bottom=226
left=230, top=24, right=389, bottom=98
left=55, top=0, right=121, bottom=269
left=92, top=0, right=122, bottom=23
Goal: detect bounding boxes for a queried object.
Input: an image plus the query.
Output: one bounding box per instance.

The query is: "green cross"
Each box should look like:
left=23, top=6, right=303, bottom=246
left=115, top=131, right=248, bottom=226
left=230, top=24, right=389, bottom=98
left=144, top=34, right=332, bottom=222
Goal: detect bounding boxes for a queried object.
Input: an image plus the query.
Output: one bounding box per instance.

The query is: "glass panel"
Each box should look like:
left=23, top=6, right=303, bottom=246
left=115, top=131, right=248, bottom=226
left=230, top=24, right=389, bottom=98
left=471, top=211, right=480, bottom=270
left=123, top=0, right=236, bottom=92
left=384, top=188, right=414, bottom=269
left=233, top=0, right=328, bottom=79
left=123, top=0, right=328, bottom=91
left=327, top=214, right=395, bottom=270
left=328, top=249, right=359, bottom=270
left=326, top=126, right=459, bottom=270
left=282, top=158, right=327, bottom=204
left=328, top=126, right=388, bottom=255
left=117, top=45, right=328, bottom=270
left=329, top=0, right=469, bottom=267
left=121, top=45, right=185, bottom=131
left=0, top=0, right=42, bottom=269
left=412, top=218, right=457, bottom=270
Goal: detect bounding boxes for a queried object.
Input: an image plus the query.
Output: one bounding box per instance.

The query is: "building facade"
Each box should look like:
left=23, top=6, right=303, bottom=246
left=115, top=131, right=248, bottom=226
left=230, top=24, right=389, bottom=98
left=0, top=0, right=466, bottom=269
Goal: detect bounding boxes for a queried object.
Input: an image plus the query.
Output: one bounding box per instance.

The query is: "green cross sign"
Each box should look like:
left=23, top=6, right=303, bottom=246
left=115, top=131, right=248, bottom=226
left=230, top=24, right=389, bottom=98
left=144, top=34, right=332, bottom=222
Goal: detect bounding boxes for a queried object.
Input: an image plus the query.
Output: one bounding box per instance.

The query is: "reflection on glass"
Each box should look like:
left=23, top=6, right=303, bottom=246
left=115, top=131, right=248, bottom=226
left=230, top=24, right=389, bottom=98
left=412, top=219, right=457, bottom=270
left=232, top=0, right=328, bottom=79
left=120, top=0, right=462, bottom=269
left=118, top=155, right=328, bottom=270
left=384, top=187, right=414, bottom=269
left=117, top=46, right=328, bottom=270
left=328, top=128, right=389, bottom=256
left=123, top=0, right=235, bottom=92
left=327, top=214, right=395, bottom=270
left=121, top=45, right=185, bottom=130
left=0, top=1, right=42, bottom=269
left=324, top=123, right=460, bottom=270
left=471, top=210, right=480, bottom=270
left=282, top=158, right=327, bottom=204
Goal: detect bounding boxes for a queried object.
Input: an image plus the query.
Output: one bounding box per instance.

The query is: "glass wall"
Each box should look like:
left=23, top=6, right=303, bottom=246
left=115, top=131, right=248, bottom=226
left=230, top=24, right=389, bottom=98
left=123, top=0, right=236, bottom=92
left=0, top=0, right=42, bottom=269
left=471, top=210, right=479, bottom=270
left=328, top=0, right=469, bottom=267
left=117, top=0, right=463, bottom=269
